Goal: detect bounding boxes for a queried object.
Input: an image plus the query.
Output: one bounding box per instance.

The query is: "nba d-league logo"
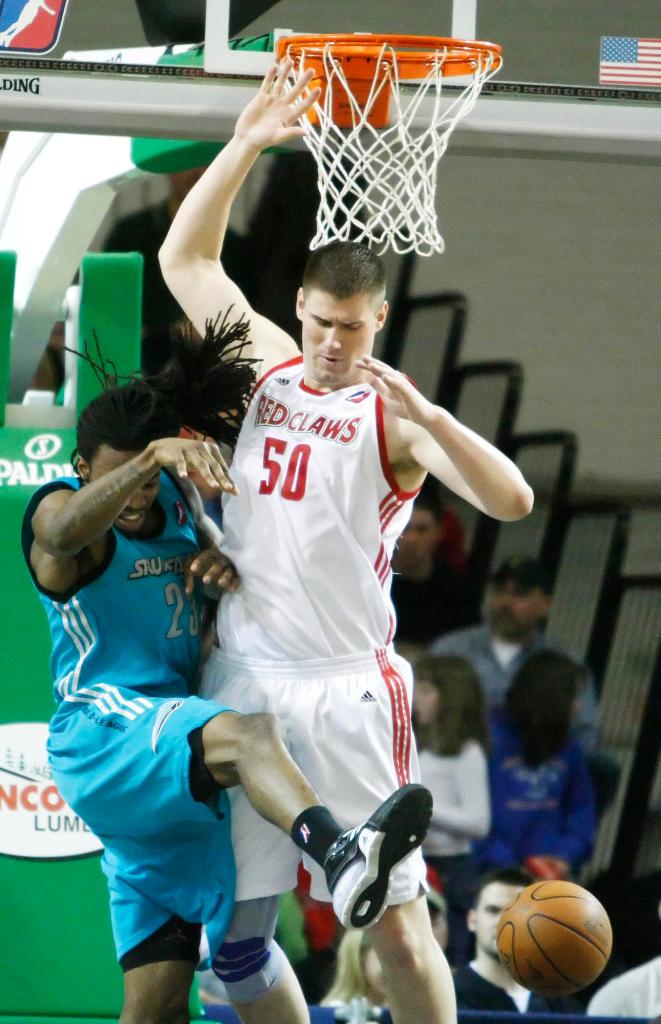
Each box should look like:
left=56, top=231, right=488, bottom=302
left=0, top=0, right=69, bottom=53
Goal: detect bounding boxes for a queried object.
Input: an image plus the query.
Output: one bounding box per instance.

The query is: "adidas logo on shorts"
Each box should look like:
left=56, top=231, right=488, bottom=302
left=360, top=690, right=377, bottom=703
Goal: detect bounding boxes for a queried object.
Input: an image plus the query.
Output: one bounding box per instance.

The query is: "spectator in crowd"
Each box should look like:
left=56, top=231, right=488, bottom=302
left=413, top=655, right=491, bottom=966
left=430, top=554, right=622, bottom=817
left=321, top=929, right=388, bottom=1011
left=431, top=555, right=599, bottom=754
left=30, top=319, right=66, bottom=394
left=587, top=897, right=661, bottom=1018
left=31, top=151, right=317, bottom=391
left=107, top=151, right=318, bottom=374
left=473, top=651, right=596, bottom=878
left=392, top=484, right=479, bottom=646
left=30, top=169, right=213, bottom=393
left=454, top=867, right=582, bottom=1012
left=102, top=167, right=212, bottom=375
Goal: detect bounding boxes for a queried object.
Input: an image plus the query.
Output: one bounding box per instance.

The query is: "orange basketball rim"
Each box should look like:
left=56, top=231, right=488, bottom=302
left=276, top=33, right=503, bottom=129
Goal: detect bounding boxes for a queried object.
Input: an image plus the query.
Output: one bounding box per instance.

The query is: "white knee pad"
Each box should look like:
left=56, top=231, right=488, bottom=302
left=211, top=896, right=286, bottom=1003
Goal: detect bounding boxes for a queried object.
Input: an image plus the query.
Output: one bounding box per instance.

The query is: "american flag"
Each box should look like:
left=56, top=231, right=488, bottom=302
left=599, top=37, right=661, bottom=87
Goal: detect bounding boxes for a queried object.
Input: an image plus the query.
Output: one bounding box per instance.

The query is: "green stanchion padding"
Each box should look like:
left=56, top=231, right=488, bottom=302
left=0, top=251, right=16, bottom=426
left=131, top=34, right=275, bottom=173
left=77, top=253, right=143, bottom=414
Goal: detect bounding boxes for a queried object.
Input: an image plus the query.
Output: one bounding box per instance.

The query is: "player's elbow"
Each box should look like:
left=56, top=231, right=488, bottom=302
left=158, top=234, right=199, bottom=282
left=38, top=522, right=85, bottom=558
left=514, top=481, right=535, bottom=518
left=501, top=482, right=534, bottom=521
left=158, top=239, right=179, bottom=282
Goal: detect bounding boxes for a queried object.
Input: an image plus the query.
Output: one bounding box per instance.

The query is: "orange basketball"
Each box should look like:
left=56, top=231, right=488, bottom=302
left=496, top=881, right=613, bottom=996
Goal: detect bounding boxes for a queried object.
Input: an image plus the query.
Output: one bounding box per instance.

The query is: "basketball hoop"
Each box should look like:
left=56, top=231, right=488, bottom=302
left=276, top=34, right=502, bottom=256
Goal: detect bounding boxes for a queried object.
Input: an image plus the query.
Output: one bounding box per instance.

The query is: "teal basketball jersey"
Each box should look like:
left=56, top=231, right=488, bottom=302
left=22, top=471, right=203, bottom=707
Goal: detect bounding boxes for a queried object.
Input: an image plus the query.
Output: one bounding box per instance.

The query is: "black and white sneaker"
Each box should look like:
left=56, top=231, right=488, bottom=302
left=324, top=783, right=432, bottom=929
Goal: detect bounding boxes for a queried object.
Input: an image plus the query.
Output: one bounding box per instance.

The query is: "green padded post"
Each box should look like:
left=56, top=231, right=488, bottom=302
left=78, top=252, right=143, bottom=414
left=0, top=251, right=16, bottom=427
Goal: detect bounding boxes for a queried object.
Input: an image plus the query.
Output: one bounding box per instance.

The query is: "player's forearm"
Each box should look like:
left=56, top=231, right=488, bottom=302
left=40, top=449, right=159, bottom=555
left=160, top=134, right=261, bottom=273
left=422, top=407, right=534, bottom=521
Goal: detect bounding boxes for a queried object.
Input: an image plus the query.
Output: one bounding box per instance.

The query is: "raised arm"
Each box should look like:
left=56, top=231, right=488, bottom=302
left=159, top=61, right=319, bottom=371
left=357, top=355, right=534, bottom=521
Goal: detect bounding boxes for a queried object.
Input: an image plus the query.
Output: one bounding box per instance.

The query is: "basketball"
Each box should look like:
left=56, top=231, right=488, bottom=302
left=496, top=881, right=613, bottom=996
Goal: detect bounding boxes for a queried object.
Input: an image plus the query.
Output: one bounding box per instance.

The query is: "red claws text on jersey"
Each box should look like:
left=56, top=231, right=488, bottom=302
left=255, top=393, right=363, bottom=445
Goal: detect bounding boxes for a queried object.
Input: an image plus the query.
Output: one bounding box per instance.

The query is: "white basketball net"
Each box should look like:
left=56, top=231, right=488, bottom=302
left=287, top=41, right=499, bottom=256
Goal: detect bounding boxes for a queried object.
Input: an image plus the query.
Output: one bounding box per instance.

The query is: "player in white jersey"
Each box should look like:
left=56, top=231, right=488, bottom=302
left=160, top=61, right=534, bottom=1024
left=217, top=362, right=415, bottom=659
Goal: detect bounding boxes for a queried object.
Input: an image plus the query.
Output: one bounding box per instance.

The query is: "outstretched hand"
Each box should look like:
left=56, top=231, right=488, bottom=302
left=147, top=437, right=238, bottom=496
left=355, top=355, right=433, bottom=425
left=235, top=59, right=320, bottom=151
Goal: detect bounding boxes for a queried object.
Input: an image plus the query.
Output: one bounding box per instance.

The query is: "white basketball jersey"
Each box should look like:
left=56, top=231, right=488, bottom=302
left=217, top=356, right=419, bottom=659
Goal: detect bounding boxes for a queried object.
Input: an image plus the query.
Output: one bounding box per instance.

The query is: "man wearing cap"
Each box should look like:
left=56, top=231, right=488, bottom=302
left=430, top=556, right=599, bottom=756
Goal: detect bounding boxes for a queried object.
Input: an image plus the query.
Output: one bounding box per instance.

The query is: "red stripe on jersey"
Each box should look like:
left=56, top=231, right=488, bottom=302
left=251, top=355, right=303, bottom=403
left=374, top=542, right=387, bottom=580
left=379, top=493, right=400, bottom=525
left=375, top=493, right=395, bottom=578
left=387, top=655, right=411, bottom=782
left=380, top=498, right=403, bottom=535
left=374, top=395, right=421, bottom=501
left=375, top=649, right=411, bottom=786
left=379, top=490, right=398, bottom=513
left=375, top=492, right=401, bottom=583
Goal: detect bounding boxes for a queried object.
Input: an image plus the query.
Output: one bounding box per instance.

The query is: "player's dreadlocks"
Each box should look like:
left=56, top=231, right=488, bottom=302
left=73, top=311, right=258, bottom=466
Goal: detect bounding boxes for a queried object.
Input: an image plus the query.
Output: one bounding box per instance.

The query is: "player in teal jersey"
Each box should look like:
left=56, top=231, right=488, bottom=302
left=22, top=326, right=432, bottom=1024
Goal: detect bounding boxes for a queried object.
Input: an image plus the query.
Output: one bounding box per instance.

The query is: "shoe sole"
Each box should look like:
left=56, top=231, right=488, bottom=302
left=345, top=783, right=432, bottom=929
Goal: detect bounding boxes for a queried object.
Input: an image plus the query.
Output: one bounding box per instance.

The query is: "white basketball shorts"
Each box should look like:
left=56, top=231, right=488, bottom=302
left=200, top=646, right=426, bottom=903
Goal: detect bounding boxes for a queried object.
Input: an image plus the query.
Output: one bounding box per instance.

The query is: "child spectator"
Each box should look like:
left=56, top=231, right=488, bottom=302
left=413, top=655, right=491, bottom=966
left=321, top=929, right=387, bottom=1011
left=474, top=650, right=596, bottom=878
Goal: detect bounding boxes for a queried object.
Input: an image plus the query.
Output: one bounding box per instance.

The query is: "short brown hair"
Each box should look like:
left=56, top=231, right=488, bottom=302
left=303, top=241, right=386, bottom=302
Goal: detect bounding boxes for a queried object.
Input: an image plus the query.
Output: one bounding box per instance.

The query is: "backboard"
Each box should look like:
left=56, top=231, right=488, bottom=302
left=207, top=0, right=661, bottom=96
left=0, top=0, right=658, bottom=156
left=204, top=0, right=661, bottom=157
